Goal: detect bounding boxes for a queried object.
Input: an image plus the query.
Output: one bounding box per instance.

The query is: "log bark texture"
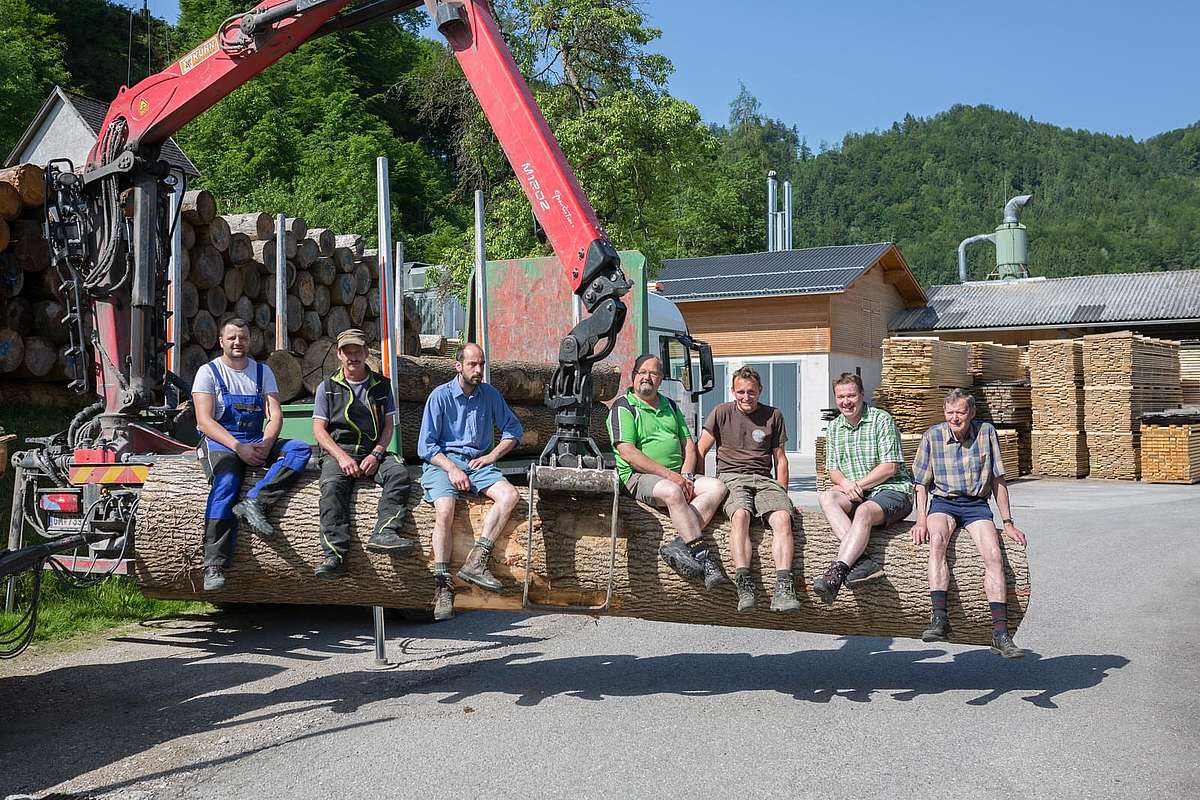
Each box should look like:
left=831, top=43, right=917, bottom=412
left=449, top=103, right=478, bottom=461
left=132, top=459, right=1030, bottom=646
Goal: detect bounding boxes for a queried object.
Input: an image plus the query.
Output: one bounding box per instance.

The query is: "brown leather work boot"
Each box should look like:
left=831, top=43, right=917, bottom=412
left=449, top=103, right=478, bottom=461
left=433, top=575, right=455, bottom=621
left=456, top=538, right=503, bottom=592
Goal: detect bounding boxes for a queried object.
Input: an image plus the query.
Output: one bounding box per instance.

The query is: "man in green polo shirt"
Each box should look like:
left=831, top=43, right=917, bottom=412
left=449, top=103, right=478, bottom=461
left=607, top=354, right=729, bottom=588
left=815, top=372, right=914, bottom=602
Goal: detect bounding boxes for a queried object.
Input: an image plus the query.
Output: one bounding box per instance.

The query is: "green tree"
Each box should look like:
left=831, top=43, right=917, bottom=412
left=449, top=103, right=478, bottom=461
left=0, top=0, right=69, bottom=155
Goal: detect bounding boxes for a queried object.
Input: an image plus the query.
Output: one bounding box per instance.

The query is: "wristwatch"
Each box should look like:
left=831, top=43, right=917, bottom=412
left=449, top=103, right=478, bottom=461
left=371, top=448, right=386, bottom=460
left=682, top=472, right=696, bottom=481
left=1002, top=517, right=1015, bottom=525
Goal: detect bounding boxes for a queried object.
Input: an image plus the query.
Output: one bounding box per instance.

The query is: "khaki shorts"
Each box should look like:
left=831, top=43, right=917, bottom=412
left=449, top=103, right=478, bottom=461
left=720, top=473, right=794, bottom=522
left=622, top=472, right=666, bottom=504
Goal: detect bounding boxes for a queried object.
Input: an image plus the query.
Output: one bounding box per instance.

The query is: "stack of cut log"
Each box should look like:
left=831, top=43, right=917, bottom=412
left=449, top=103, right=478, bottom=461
left=0, top=163, right=74, bottom=381
left=874, top=337, right=972, bottom=435
left=969, top=381, right=1032, bottom=474
left=815, top=428, right=1019, bottom=492
left=1028, top=339, right=1088, bottom=478
left=1082, top=332, right=1182, bottom=480
left=1180, top=341, right=1200, bottom=407
left=968, top=342, right=1025, bottom=383
left=1138, top=410, right=1200, bottom=484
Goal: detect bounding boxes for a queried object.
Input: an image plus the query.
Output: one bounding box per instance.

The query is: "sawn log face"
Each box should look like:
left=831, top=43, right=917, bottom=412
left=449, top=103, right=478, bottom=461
left=133, top=459, right=1030, bottom=646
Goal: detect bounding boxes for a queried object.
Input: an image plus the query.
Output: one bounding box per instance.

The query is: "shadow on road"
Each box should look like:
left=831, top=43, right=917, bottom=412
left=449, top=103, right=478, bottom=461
left=0, top=610, right=1128, bottom=797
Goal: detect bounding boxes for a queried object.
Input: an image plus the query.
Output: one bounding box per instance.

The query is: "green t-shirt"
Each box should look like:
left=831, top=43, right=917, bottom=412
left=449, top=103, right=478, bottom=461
left=606, top=389, right=691, bottom=483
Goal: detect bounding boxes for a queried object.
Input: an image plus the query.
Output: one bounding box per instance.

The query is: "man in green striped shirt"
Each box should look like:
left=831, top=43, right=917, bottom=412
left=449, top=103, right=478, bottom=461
left=815, top=373, right=913, bottom=601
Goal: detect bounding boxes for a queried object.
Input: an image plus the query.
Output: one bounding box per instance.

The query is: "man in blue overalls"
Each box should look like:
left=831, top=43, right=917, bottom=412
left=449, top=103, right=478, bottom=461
left=192, top=318, right=311, bottom=591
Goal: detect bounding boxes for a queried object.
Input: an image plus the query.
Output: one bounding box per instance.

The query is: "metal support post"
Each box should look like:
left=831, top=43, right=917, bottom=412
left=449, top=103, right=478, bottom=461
left=166, top=180, right=183, bottom=376
left=473, top=189, right=489, bottom=383
left=783, top=180, right=793, bottom=249
left=376, top=157, right=403, bottom=456
left=766, top=170, right=778, bottom=251
left=390, top=241, right=406, bottom=456
left=274, top=214, right=288, bottom=351
left=5, top=466, right=26, bottom=613
left=365, top=605, right=398, bottom=671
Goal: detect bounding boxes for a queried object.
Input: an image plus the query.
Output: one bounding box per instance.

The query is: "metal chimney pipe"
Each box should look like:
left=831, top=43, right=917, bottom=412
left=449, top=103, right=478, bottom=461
left=766, top=171, right=778, bottom=251
left=783, top=181, right=793, bottom=249
left=1003, top=194, right=1034, bottom=224
left=957, top=233, right=995, bottom=283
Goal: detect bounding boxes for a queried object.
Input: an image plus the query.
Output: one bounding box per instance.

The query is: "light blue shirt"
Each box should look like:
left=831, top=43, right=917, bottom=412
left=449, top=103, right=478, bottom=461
left=417, top=378, right=524, bottom=461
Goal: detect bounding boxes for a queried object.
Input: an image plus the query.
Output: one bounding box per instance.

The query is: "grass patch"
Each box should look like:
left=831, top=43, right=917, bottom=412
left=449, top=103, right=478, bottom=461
left=1, top=571, right=212, bottom=645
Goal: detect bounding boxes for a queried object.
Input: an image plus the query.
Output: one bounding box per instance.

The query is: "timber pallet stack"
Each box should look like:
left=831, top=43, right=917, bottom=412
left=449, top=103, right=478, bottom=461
left=815, top=429, right=1019, bottom=492
left=1138, top=410, right=1200, bottom=484
left=1028, top=338, right=1088, bottom=477
left=874, top=337, right=972, bottom=434
left=1082, top=332, right=1182, bottom=480
left=1180, top=341, right=1200, bottom=407
left=967, top=343, right=1031, bottom=474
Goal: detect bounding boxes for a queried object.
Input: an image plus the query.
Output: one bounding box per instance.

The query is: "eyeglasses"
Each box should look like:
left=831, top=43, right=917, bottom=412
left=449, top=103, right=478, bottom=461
left=635, top=370, right=662, bottom=378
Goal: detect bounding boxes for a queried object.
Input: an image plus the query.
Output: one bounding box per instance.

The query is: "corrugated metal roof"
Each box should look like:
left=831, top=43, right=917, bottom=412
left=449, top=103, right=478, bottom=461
left=889, top=270, right=1200, bottom=331
left=658, top=243, right=895, bottom=302
left=67, top=91, right=200, bottom=177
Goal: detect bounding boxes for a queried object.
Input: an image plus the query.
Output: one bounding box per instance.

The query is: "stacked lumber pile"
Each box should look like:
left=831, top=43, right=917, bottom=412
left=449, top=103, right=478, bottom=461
left=1082, top=332, right=1182, bottom=480
left=0, top=164, right=75, bottom=382
left=1029, top=339, right=1088, bottom=478
left=969, top=342, right=1025, bottom=383
left=970, top=381, right=1032, bottom=474
left=874, top=337, right=971, bottom=435
left=1138, top=410, right=1200, bottom=484
left=1180, top=341, right=1200, bottom=407
left=815, top=429, right=1019, bottom=493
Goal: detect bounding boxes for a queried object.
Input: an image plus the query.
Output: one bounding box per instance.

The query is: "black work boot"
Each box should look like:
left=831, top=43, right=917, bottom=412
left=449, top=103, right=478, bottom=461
left=771, top=575, right=801, bottom=612
left=457, top=538, right=503, bottom=592
left=922, top=615, right=952, bottom=642
left=845, top=555, right=885, bottom=587
left=699, top=548, right=729, bottom=589
left=232, top=497, right=274, bottom=538
left=203, top=566, right=225, bottom=592
left=367, top=530, right=417, bottom=555
left=812, top=560, right=849, bottom=603
left=659, top=536, right=704, bottom=579
left=433, top=575, right=455, bottom=621
left=990, top=632, right=1025, bottom=659
left=733, top=571, right=757, bottom=612
left=314, top=555, right=347, bottom=579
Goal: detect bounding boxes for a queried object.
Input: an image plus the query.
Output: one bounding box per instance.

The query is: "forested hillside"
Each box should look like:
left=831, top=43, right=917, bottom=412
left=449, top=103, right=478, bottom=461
left=1, top=0, right=1197, bottom=290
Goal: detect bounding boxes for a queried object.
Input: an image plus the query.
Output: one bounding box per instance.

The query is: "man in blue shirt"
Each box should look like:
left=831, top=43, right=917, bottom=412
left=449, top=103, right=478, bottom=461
left=418, top=343, right=524, bottom=621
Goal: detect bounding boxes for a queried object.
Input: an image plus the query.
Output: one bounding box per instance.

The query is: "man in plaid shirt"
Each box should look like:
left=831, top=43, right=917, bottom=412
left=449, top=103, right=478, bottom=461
left=816, top=373, right=913, bottom=602
left=911, top=388, right=1028, bottom=658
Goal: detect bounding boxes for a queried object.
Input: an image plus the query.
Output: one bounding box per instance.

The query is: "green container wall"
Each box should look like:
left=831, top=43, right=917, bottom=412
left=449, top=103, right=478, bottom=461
left=993, top=222, right=1028, bottom=275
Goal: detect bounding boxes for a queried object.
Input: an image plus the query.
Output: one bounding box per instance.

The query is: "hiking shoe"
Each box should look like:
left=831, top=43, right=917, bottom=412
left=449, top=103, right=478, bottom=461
left=232, top=497, right=274, bottom=538
left=733, top=572, right=757, bottom=612
left=845, top=555, right=885, bottom=587
left=202, top=566, right=225, bottom=592
left=700, top=549, right=729, bottom=589
left=367, top=530, right=417, bottom=555
left=990, top=632, right=1025, bottom=659
left=922, top=615, right=952, bottom=642
left=812, top=560, right=849, bottom=603
left=659, top=537, right=704, bottom=579
left=433, top=577, right=455, bottom=621
left=457, top=540, right=503, bottom=592
left=314, top=555, right=347, bottom=579
left=770, top=576, right=802, bottom=613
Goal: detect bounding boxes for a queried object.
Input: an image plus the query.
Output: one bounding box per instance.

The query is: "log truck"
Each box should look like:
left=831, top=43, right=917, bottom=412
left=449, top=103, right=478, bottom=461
left=0, top=0, right=658, bottom=653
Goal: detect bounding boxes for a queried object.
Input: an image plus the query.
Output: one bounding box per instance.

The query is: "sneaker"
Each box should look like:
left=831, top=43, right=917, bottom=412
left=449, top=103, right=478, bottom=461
left=659, top=537, right=704, bottom=579
left=812, top=560, right=848, bottom=603
left=700, top=549, right=729, bottom=589
left=845, top=555, right=885, bottom=587
left=990, top=632, right=1025, bottom=659
left=314, top=555, right=347, bottom=579
left=733, top=572, right=757, bottom=612
left=770, top=577, right=801, bottom=613
left=921, top=615, right=952, bottom=642
left=433, top=577, right=455, bottom=621
left=232, top=498, right=274, bottom=538
left=202, top=566, right=225, bottom=592
left=367, top=530, right=417, bottom=555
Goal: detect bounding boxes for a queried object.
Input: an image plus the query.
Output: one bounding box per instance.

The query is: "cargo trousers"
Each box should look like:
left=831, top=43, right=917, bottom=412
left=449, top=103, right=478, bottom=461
left=317, top=451, right=412, bottom=560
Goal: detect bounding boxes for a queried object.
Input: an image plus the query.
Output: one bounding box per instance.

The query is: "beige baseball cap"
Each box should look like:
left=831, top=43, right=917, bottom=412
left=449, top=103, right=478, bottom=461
left=336, top=328, right=367, bottom=349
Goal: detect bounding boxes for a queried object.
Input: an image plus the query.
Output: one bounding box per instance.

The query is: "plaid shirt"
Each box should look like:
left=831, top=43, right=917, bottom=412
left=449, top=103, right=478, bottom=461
left=913, top=420, right=1006, bottom=499
left=825, top=406, right=913, bottom=497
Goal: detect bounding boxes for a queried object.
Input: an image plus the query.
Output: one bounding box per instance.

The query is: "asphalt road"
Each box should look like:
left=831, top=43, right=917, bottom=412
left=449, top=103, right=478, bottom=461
left=2, top=478, right=1197, bottom=799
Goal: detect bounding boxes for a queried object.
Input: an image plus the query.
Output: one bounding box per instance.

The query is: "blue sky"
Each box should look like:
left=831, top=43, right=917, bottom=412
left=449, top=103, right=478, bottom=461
left=144, top=0, right=1197, bottom=143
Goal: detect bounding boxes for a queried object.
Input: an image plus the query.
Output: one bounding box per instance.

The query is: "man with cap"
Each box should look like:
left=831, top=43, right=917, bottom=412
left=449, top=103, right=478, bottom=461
left=311, top=328, right=415, bottom=578
left=192, top=318, right=312, bottom=592
left=417, top=343, right=524, bottom=621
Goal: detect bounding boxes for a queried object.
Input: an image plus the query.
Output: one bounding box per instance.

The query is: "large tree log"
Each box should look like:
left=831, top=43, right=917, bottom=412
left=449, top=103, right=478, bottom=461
left=197, top=217, right=231, bottom=253
left=233, top=295, right=254, bottom=323
left=0, top=328, right=24, bottom=372
left=181, top=221, right=196, bottom=251
left=132, top=460, right=1030, bottom=645
left=331, top=246, right=355, bottom=273
left=181, top=190, right=215, bottom=225
left=349, top=295, right=368, bottom=326
left=293, top=269, right=316, bottom=306
left=224, top=212, right=274, bottom=240
left=334, top=233, right=363, bottom=257
left=32, top=300, right=69, bottom=344
left=0, top=218, right=8, bottom=252
left=205, top=286, right=228, bottom=318
left=4, top=297, right=32, bottom=335
left=251, top=238, right=276, bottom=267
left=16, top=335, right=56, bottom=377
left=241, top=262, right=262, bottom=301
left=307, top=228, right=335, bottom=256
left=226, top=232, right=254, bottom=265
left=299, top=310, right=323, bottom=342
left=222, top=264, right=245, bottom=304
left=284, top=217, right=307, bottom=241
left=295, top=237, right=319, bottom=268
left=311, top=256, right=336, bottom=287
left=191, top=310, right=218, bottom=350
left=252, top=302, right=272, bottom=331
left=181, top=282, right=200, bottom=319
left=286, top=294, right=303, bottom=333
left=352, top=262, right=372, bottom=295
left=324, top=305, right=352, bottom=339
left=330, top=273, right=356, bottom=306
left=189, top=244, right=224, bottom=289
left=249, top=327, right=268, bottom=360
left=0, top=184, right=20, bottom=221
left=9, top=220, right=49, bottom=271
left=179, top=344, right=208, bottom=386
left=0, top=164, right=46, bottom=208
left=266, top=350, right=303, bottom=402
left=1, top=255, right=25, bottom=297
left=387, top=355, right=621, bottom=403
left=313, top=284, right=331, bottom=316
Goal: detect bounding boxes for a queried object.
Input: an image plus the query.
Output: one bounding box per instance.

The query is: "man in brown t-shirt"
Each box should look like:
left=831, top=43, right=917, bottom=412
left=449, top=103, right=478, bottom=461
left=697, top=366, right=800, bottom=613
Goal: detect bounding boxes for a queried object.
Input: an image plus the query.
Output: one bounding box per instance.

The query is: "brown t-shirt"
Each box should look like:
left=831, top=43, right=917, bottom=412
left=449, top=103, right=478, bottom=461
left=703, top=401, right=788, bottom=477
